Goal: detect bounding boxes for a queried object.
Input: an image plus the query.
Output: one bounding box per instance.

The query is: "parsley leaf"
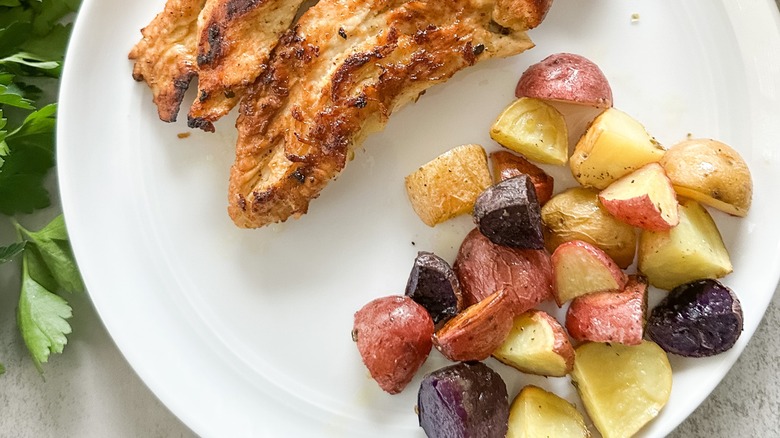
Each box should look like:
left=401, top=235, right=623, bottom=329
left=1, top=0, right=83, bottom=373
left=0, top=52, right=61, bottom=76
left=12, top=214, right=79, bottom=371
left=17, top=215, right=84, bottom=293
left=0, top=83, right=35, bottom=109
left=0, top=240, right=25, bottom=263
left=0, top=103, right=56, bottom=214
left=20, top=23, right=72, bottom=63
left=0, top=110, right=8, bottom=165
left=17, top=246, right=73, bottom=372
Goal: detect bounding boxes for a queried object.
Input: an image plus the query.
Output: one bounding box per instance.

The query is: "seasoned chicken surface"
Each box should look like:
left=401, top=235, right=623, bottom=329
left=129, top=0, right=205, bottom=122
left=187, top=0, right=308, bottom=131
left=228, top=0, right=550, bottom=228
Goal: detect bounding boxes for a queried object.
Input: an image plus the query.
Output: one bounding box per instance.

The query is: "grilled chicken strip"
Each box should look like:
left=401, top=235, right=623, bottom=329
left=129, top=0, right=205, bottom=122
left=187, top=0, right=309, bottom=132
left=228, top=0, right=551, bottom=228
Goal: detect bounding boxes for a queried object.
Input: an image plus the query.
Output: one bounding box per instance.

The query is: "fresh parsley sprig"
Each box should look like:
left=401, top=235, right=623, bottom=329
left=0, top=0, right=82, bottom=373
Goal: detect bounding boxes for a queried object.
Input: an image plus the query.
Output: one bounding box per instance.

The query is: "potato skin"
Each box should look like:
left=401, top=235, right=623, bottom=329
left=454, top=228, right=553, bottom=315
left=598, top=162, right=679, bottom=231
left=647, top=279, right=743, bottom=357
left=551, top=239, right=628, bottom=306
left=473, top=175, right=544, bottom=250
left=418, top=362, right=509, bottom=438
left=433, top=290, right=514, bottom=362
left=490, top=151, right=554, bottom=205
left=542, top=187, right=637, bottom=268
left=566, top=275, right=648, bottom=345
left=353, top=296, right=434, bottom=394
left=660, top=138, right=752, bottom=217
left=515, top=53, right=613, bottom=108
left=405, top=251, right=463, bottom=325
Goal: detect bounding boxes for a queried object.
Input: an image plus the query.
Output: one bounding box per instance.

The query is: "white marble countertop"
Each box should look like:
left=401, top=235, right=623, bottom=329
left=1, top=3, right=778, bottom=437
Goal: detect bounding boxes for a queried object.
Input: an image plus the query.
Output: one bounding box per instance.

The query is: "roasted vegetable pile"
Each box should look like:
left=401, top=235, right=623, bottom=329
left=352, top=51, right=751, bottom=438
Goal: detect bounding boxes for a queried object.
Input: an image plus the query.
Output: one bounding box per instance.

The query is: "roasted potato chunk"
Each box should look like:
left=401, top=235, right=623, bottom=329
left=541, top=187, right=637, bottom=268
left=418, top=362, right=509, bottom=438
left=433, top=290, right=514, bottom=362
left=490, top=150, right=555, bottom=205
left=570, top=108, right=665, bottom=189
left=405, top=144, right=492, bottom=226
left=507, top=385, right=590, bottom=438
left=647, top=278, right=743, bottom=357
left=598, top=162, right=679, bottom=231
left=571, top=341, right=672, bottom=438
left=515, top=52, right=613, bottom=109
left=454, top=228, right=553, bottom=316
left=493, top=310, right=575, bottom=377
left=473, top=175, right=544, bottom=250
left=405, top=251, right=463, bottom=325
left=660, top=138, right=753, bottom=217
left=565, top=275, right=648, bottom=346
left=490, top=97, right=568, bottom=165
left=352, top=296, right=434, bottom=394
left=551, top=239, right=628, bottom=306
left=638, top=198, right=732, bottom=290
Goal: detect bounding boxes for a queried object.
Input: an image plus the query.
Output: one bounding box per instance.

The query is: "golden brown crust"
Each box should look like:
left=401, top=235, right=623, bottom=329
left=229, top=0, right=543, bottom=228
left=493, top=0, right=553, bottom=31
left=186, top=0, right=306, bottom=131
left=129, top=0, right=205, bottom=122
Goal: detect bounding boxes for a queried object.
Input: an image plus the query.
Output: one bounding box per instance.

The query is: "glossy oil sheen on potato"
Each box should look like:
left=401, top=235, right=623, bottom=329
left=660, top=138, right=753, bottom=217
left=542, top=187, right=637, bottom=268
left=405, top=144, right=492, bottom=227
left=352, top=296, right=433, bottom=394
left=454, top=228, right=553, bottom=315
left=514, top=52, right=613, bottom=109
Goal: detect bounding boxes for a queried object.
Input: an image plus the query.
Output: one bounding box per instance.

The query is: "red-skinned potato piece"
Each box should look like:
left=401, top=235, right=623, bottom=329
left=599, top=162, right=679, bottom=231
left=353, top=296, right=434, bottom=394
left=515, top=53, right=613, bottom=108
left=454, top=228, right=553, bottom=316
left=490, top=151, right=554, bottom=205
left=566, top=275, right=648, bottom=345
left=551, top=240, right=628, bottom=306
left=433, top=289, right=514, bottom=362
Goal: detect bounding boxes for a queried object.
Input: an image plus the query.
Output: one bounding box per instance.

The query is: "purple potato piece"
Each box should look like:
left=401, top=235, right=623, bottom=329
left=647, top=279, right=743, bottom=357
left=473, top=175, right=544, bottom=249
left=405, top=252, right=463, bottom=325
left=417, top=362, right=509, bottom=438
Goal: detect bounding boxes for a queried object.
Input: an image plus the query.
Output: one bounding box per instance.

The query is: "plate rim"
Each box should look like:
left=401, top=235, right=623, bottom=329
left=57, top=0, right=780, bottom=436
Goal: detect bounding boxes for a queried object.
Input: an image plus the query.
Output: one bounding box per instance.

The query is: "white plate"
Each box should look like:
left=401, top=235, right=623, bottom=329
left=59, top=0, right=780, bottom=436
